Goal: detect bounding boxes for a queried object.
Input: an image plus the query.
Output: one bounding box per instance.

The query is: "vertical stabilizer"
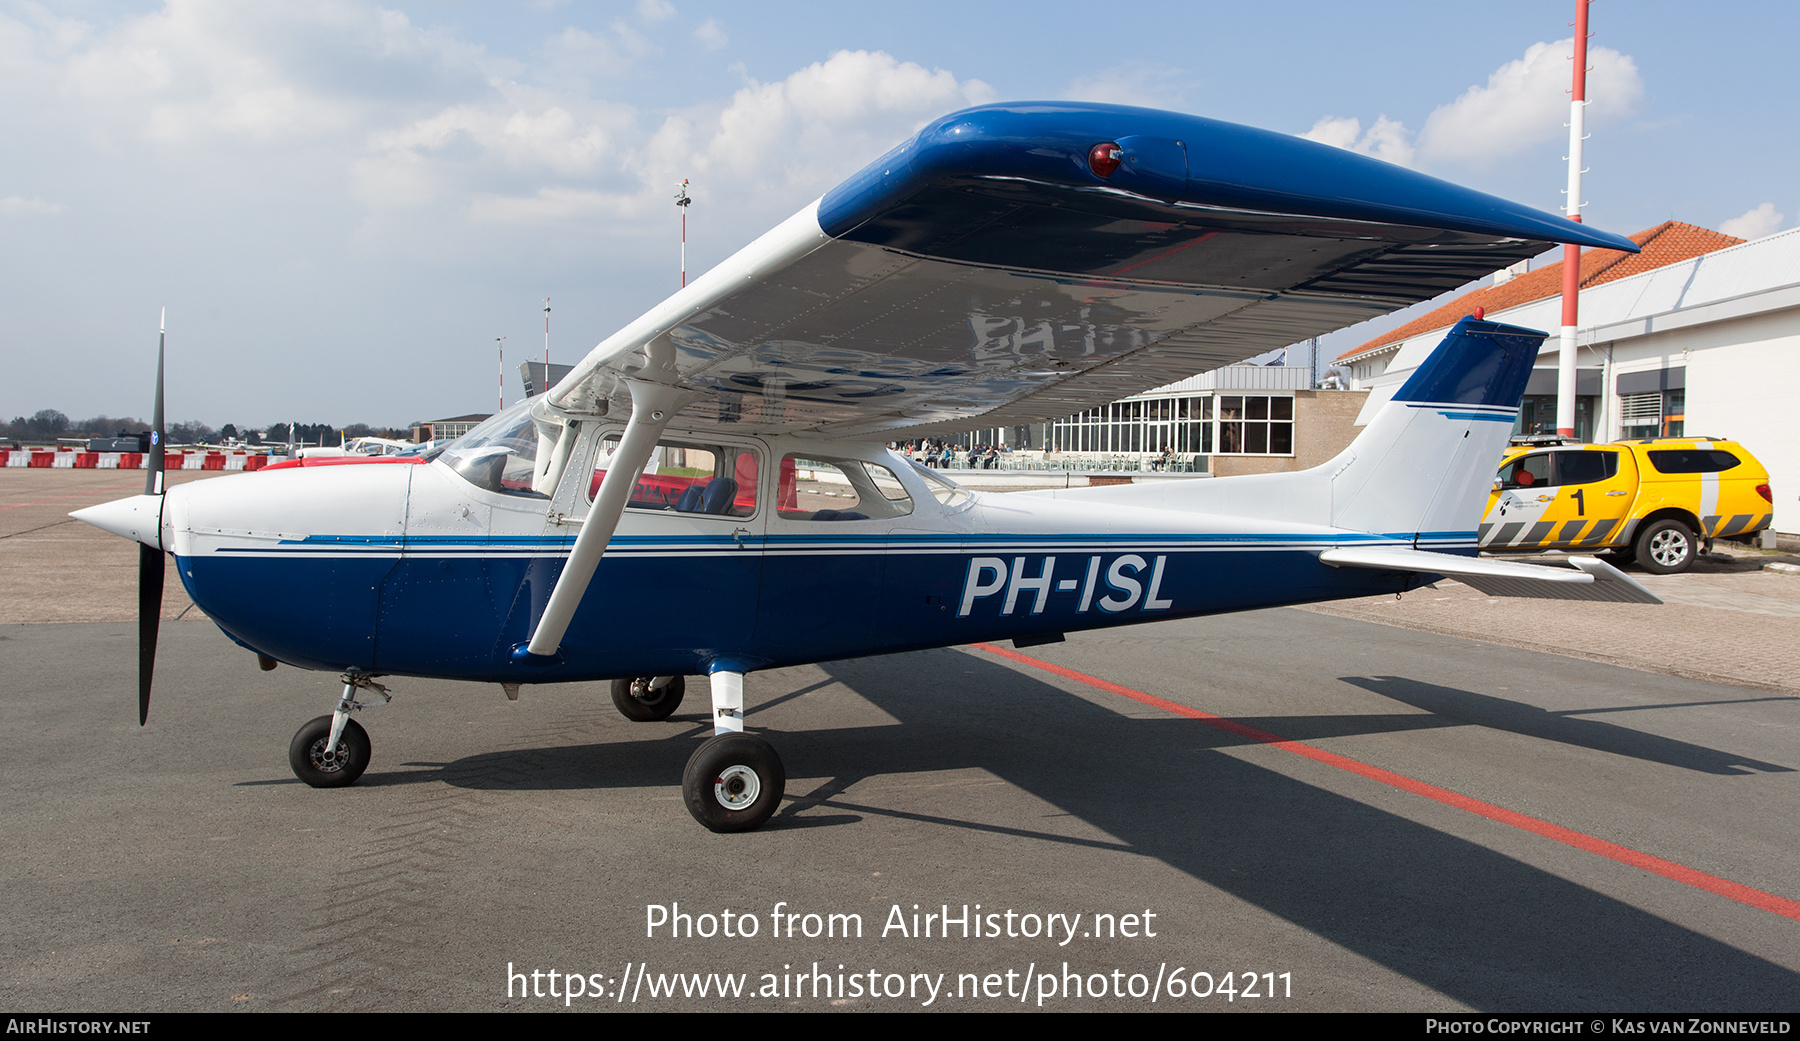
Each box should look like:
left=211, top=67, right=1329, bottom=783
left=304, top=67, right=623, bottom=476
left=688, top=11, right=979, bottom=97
left=1329, top=318, right=1542, bottom=551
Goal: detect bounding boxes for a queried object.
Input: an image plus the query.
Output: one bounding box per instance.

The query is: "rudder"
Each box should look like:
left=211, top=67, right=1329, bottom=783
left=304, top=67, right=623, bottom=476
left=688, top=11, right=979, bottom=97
left=1329, top=317, right=1543, bottom=552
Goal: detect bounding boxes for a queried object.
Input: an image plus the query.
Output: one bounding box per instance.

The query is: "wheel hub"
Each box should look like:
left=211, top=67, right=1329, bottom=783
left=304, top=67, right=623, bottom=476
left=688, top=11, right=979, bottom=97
left=308, top=739, right=351, bottom=773
left=713, top=765, right=760, bottom=810
left=1649, top=529, right=1687, bottom=566
left=630, top=678, right=665, bottom=706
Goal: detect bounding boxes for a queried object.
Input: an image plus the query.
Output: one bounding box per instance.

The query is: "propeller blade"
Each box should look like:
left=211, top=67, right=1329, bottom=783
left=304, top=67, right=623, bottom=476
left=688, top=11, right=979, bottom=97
left=144, top=313, right=165, bottom=497
left=138, top=542, right=163, bottom=726
left=138, top=311, right=167, bottom=725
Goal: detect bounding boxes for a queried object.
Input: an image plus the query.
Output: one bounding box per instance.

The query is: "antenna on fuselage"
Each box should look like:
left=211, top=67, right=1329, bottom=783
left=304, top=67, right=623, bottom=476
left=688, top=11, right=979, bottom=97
left=675, top=179, right=691, bottom=288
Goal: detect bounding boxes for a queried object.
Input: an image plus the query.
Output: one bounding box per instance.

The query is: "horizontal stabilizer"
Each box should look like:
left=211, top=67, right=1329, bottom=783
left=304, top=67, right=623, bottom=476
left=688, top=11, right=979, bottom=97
left=1319, top=548, right=1662, bottom=604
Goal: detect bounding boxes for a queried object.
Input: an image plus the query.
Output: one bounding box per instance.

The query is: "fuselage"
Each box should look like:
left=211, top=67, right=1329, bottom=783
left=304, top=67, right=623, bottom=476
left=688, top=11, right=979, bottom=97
left=160, top=430, right=1418, bottom=683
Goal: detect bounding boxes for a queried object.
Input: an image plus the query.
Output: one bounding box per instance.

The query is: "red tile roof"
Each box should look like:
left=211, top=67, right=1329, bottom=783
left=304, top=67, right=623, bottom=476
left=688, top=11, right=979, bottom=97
left=1337, top=222, right=1744, bottom=361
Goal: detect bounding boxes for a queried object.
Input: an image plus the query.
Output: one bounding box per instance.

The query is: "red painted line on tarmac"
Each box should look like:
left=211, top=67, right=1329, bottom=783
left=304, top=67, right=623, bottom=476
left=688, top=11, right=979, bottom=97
left=973, top=641, right=1800, bottom=923
left=1, top=484, right=144, bottom=510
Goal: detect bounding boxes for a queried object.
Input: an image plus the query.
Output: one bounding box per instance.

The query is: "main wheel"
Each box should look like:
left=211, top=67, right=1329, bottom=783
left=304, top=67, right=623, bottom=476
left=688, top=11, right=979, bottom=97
left=682, top=733, right=785, bottom=833
left=288, top=715, right=371, bottom=788
left=1634, top=519, right=1696, bottom=574
left=611, top=675, right=686, bottom=722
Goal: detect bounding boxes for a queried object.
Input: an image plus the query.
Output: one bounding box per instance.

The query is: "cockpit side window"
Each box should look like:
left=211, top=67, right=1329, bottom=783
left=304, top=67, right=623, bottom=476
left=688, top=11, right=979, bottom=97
left=591, top=436, right=760, bottom=518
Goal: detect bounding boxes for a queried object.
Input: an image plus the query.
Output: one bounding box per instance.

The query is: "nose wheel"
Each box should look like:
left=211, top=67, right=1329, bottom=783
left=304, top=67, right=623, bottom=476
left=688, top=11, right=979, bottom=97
left=287, top=674, right=389, bottom=788
left=288, top=715, right=371, bottom=787
left=610, top=675, right=686, bottom=721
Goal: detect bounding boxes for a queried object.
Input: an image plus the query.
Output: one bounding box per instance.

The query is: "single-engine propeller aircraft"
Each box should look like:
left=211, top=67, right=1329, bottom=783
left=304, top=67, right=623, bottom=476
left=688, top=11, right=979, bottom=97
left=76, top=102, right=1660, bottom=832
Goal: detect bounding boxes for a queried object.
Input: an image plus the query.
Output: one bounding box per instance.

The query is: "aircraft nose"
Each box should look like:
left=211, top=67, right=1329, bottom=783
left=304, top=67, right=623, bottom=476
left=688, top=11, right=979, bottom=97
left=71, top=493, right=166, bottom=550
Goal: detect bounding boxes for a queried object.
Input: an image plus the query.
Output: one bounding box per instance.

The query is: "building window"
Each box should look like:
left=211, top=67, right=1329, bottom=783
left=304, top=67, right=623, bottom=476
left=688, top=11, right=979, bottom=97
left=1517, top=395, right=1595, bottom=442
left=1618, top=392, right=1662, bottom=440
left=1218, top=395, right=1293, bottom=455
left=1049, top=393, right=1291, bottom=456
left=1661, top=390, right=1685, bottom=438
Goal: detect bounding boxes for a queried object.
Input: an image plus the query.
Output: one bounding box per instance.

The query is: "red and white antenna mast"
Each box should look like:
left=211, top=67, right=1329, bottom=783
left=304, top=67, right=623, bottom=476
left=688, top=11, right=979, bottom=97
left=1557, top=0, right=1591, bottom=438
left=496, top=336, right=506, bottom=412
left=543, top=296, right=551, bottom=393
left=675, top=179, right=691, bottom=288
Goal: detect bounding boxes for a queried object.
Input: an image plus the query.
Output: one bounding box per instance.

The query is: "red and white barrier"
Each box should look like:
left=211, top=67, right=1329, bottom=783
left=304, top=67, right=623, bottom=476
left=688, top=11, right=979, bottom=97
left=0, top=449, right=273, bottom=470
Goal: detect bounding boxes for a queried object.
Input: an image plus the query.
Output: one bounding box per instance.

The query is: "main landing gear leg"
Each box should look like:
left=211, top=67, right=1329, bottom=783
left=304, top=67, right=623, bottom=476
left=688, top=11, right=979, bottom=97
left=681, top=668, right=784, bottom=833
left=288, top=675, right=389, bottom=789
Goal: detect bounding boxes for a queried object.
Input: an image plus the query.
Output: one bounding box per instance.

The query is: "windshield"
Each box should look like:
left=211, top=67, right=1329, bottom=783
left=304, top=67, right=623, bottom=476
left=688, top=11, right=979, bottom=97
left=430, top=400, right=545, bottom=497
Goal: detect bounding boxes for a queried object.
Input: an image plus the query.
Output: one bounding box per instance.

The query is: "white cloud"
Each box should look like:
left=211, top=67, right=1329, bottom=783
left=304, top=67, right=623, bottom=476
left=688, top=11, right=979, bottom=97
left=1417, top=39, right=1643, bottom=165
left=1300, top=115, right=1361, bottom=151
left=1300, top=38, right=1643, bottom=171
left=353, top=48, right=993, bottom=231
left=609, top=17, right=657, bottom=59
left=1719, top=202, right=1785, bottom=241
left=354, top=87, right=636, bottom=209
left=52, top=2, right=490, bottom=149
left=0, top=196, right=63, bottom=215
left=468, top=186, right=639, bottom=223
left=635, top=0, right=677, bottom=23
left=693, top=18, right=727, bottom=52
left=543, top=26, right=627, bottom=78
left=1300, top=114, right=1414, bottom=167
left=638, top=50, right=994, bottom=208
left=1061, top=64, right=1190, bottom=109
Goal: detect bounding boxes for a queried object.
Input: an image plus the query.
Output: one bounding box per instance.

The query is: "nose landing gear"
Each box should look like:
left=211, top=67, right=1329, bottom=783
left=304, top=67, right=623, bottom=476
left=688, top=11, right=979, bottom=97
left=288, top=715, right=371, bottom=787
left=288, top=674, right=389, bottom=788
left=610, top=675, right=686, bottom=721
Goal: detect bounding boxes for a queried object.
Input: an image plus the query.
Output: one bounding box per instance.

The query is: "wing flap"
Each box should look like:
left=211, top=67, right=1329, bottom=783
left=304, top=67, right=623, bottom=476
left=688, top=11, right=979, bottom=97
left=1319, top=547, right=1663, bottom=605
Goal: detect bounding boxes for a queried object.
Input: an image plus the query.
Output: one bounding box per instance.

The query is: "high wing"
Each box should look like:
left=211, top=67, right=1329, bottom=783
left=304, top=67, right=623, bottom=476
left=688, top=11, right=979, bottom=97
left=547, top=102, right=1637, bottom=436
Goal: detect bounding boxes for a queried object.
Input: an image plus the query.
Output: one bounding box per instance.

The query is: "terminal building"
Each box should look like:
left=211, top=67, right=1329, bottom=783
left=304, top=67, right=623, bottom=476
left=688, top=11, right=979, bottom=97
left=1336, top=221, right=1800, bottom=538
left=411, top=414, right=490, bottom=443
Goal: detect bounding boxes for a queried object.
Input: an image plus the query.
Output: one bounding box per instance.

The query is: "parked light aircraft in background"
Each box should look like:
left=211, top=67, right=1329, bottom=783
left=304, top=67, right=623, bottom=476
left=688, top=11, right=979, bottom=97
left=75, top=102, right=1658, bottom=832
left=296, top=436, right=419, bottom=460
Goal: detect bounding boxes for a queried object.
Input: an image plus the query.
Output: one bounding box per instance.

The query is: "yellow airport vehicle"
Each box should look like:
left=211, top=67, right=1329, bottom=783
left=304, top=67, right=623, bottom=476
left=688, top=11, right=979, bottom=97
left=1479, top=437, right=1775, bottom=574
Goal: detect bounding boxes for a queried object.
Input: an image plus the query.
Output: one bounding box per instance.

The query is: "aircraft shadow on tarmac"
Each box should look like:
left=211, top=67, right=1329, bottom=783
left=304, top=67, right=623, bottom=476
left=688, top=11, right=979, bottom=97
left=390, top=646, right=1799, bottom=1010
left=1341, top=676, right=1794, bottom=776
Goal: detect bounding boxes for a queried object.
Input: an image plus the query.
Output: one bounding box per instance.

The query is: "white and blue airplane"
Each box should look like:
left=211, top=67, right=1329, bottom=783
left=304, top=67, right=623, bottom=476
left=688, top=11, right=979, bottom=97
left=75, top=102, right=1659, bottom=832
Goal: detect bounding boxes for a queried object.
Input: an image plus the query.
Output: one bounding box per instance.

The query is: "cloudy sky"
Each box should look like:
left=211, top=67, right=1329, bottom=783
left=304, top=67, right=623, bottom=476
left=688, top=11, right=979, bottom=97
left=3, top=0, right=1794, bottom=430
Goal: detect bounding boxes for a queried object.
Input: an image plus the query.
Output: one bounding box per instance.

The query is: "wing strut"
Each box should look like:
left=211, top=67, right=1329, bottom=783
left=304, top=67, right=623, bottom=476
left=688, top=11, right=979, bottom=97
left=515, top=361, right=694, bottom=664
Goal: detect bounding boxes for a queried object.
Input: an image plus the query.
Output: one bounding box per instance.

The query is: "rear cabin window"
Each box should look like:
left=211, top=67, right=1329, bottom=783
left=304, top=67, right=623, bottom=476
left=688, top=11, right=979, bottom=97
left=777, top=457, right=913, bottom=521
left=591, top=437, right=759, bottom=518
left=1646, top=450, right=1740, bottom=474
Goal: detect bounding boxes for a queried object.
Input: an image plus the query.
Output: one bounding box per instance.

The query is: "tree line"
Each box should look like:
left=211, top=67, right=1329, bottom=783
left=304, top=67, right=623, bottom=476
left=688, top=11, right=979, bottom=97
left=3, top=409, right=412, bottom=447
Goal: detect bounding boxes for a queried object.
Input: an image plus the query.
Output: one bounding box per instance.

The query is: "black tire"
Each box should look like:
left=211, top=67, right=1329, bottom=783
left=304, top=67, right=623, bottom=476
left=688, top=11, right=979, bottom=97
left=1634, top=518, right=1696, bottom=575
left=610, top=675, right=686, bottom=722
left=288, top=715, right=371, bottom=788
left=682, top=733, right=785, bottom=833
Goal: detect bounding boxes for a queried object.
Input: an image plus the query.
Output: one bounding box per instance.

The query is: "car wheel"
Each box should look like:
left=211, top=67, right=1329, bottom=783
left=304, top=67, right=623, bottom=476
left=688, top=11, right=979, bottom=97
left=1633, top=519, right=1695, bottom=575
